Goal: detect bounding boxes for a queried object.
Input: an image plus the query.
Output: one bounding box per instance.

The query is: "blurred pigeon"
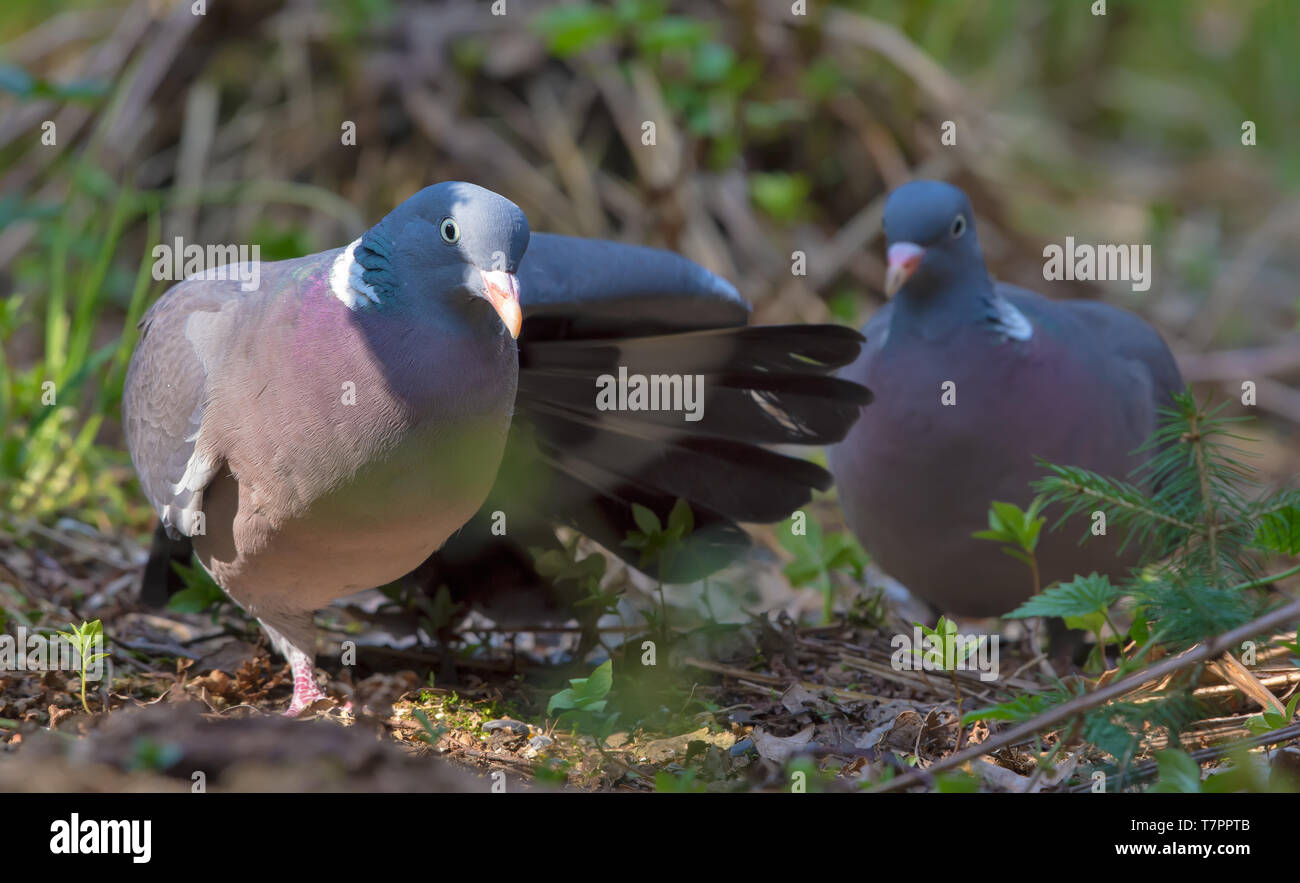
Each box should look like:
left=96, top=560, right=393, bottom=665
left=828, top=180, right=1182, bottom=617
left=125, top=182, right=870, bottom=714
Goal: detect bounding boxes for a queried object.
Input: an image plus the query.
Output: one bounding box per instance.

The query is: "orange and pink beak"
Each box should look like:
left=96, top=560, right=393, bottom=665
left=884, top=242, right=925, bottom=296
left=479, top=269, right=522, bottom=339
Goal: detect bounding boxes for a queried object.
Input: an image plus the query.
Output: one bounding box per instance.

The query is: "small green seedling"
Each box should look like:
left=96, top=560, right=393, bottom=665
left=547, top=659, right=618, bottom=739
left=56, top=619, right=109, bottom=714
left=912, top=617, right=984, bottom=671
left=1245, top=692, right=1300, bottom=737
left=972, top=498, right=1045, bottom=591
left=778, top=513, right=869, bottom=624
left=1277, top=637, right=1300, bottom=670
left=623, top=498, right=694, bottom=629
left=411, top=708, right=446, bottom=747
left=414, top=585, right=464, bottom=636
left=623, top=498, right=693, bottom=574
left=914, top=616, right=986, bottom=729
left=533, top=537, right=618, bottom=617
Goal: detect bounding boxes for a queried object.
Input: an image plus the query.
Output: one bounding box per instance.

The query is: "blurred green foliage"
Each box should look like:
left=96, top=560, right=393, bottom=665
left=0, top=165, right=160, bottom=529
left=0, top=63, right=106, bottom=102
left=778, top=511, right=869, bottom=623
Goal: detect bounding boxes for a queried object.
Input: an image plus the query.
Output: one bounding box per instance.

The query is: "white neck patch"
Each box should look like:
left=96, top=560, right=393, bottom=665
left=991, top=295, right=1033, bottom=341
left=329, top=238, right=382, bottom=309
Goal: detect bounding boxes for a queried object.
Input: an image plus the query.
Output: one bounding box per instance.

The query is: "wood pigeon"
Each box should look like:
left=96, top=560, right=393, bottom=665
left=828, top=180, right=1183, bottom=618
left=125, top=182, right=870, bottom=714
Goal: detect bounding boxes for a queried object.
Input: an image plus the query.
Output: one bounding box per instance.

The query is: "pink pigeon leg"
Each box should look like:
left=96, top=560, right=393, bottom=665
left=282, top=643, right=327, bottom=717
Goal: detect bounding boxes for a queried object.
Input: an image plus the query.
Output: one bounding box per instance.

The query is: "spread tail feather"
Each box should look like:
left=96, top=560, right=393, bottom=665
left=459, top=323, right=871, bottom=581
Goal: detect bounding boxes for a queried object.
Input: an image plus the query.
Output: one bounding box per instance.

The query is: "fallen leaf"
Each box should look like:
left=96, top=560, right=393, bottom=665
left=752, top=724, right=814, bottom=763
left=640, top=727, right=734, bottom=762
left=779, top=682, right=833, bottom=716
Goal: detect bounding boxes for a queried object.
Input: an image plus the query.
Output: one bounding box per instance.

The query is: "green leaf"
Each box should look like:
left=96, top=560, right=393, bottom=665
left=165, top=560, right=226, bottom=613
left=1064, top=612, right=1106, bottom=634
left=547, top=693, right=576, bottom=714
left=414, top=585, right=463, bottom=633
left=1245, top=714, right=1273, bottom=736
left=533, top=4, right=621, bottom=57
left=742, top=99, right=807, bottom=131
left=581, top=659, right=613, bottom=701
left=976, top=498, right=1046, bottom=555
left=1082, top=711, right=1140, bottom=764
left=749, top=173, right=810, bottom=224
left=800, top=58, right=845, bottom=100
left=914, top=617, right=983, bottom=668
left=935, top=771, right=979, bottom=793
left=962, top=686, right=1077, bottom=726
left=782, top=561, right=821, bottom=586
left=1149, top=749, right=1203, bottom=793
left=548, top=660, right=613, bottom=717
left=1249, top=692, right=1300, bottom=734
left=1006, top=572, right=1120, bottom=620
left=57, top=619, right=105, bottom=655
left=636, top=16, right=709, bottom=52
left=532, top=549, right=571, bottom=581
left=999, top=547, right=1034, bottom=568
left=411, top=708, right=445, bottom=746
left=690, top=41, right=734, bottom=83
left=576, top=553, right=607, bottom=581
left=631, top=503, right=661, bottom=537
left=826, top=289, right=861, bottom=325
left=779, top=514, right=823, bottom=561
left=823, top=533, right=869, bottom=578
left=1129, top=607, right=1151, bottom=644
left=667, top=498, right=694, bottom=537
left=166, top=586, right=221, bottom=614
left=1256, top=505, right=1300, bottom=556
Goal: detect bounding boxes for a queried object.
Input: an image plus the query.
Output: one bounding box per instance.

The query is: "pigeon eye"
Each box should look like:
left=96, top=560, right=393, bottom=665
left=439, top=218, right=460, bottom=244
left=950, top=215, right=966, bottom=238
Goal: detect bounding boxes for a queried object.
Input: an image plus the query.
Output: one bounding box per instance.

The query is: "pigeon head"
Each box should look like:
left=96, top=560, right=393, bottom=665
left=351, top=181, right=529, bottom=337
left=881, top=180, right=984, bottom=298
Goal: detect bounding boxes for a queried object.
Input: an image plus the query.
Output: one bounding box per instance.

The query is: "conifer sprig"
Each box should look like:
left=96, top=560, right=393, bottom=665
left=977, top=391, right=1300, bottom=785
left=1034, top=391, right=1271, bottom=592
